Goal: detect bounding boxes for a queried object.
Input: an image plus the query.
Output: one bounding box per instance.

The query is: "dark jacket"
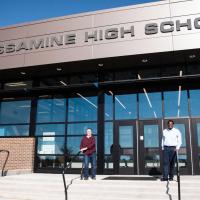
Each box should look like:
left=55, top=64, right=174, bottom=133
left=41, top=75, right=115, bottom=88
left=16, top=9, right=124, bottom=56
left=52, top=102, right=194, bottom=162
left=80, top=135, right=96, bottom=156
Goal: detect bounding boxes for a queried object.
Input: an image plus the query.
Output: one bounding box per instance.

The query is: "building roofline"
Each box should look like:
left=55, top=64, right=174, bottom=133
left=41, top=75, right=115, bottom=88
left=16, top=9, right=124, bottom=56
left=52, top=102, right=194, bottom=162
left=0, top=0, right=166, bottom=30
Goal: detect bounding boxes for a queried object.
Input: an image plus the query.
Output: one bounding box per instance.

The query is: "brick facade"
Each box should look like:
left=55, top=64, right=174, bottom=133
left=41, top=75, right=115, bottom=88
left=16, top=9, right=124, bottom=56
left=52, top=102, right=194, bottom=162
left=0, top=138, right=35, bottom=175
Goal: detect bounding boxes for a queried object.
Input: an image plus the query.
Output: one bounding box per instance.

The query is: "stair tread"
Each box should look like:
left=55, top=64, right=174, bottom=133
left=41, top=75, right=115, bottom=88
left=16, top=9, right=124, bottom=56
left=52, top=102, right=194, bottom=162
left=0, top=174, right=200, bottom=200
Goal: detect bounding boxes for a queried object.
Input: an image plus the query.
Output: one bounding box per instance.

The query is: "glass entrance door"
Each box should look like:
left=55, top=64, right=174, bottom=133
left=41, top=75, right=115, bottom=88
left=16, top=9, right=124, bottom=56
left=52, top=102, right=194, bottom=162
left=139, top=120, right=162, bottom=175
left=114, top=121, right=137, bottom=174
left=191, top=118, right=200, bottom=174
left=163, top=119, right=192, bottom=175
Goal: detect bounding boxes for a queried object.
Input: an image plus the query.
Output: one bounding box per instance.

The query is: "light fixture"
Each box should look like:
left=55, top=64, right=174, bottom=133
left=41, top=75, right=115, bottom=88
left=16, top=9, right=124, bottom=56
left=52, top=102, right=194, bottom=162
left=98, top=63, right=104, bottom=67
left=189, top=54, right=196, bottom=59
left=142, top=58, right=148, bottom=63
left=20, top=71, right=26, bottom=75
left=109, top=90, right=113, bottom=95
left=59, top=80, right=67, bottom=86
left=2, top=97, right=15, bottom=100
left=5, top=82, right=27, bottom=87
left=56, top=67, right=62, bottom=71
left=39, top=95, right=50, bottom=98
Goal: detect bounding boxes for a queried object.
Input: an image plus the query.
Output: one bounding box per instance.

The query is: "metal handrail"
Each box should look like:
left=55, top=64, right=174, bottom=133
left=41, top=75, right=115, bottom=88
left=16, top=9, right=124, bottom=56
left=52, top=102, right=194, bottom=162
left=62, top=151, right=83, bottom=200
left=176, top=151, right=181, bottom=200
left=0, top=150, right=9, bottom=177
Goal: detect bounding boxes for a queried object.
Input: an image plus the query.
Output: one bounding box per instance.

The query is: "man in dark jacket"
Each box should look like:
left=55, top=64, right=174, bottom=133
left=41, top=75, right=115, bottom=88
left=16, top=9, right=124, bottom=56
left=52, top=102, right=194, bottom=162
left=80, top=128, right=96, bottom=180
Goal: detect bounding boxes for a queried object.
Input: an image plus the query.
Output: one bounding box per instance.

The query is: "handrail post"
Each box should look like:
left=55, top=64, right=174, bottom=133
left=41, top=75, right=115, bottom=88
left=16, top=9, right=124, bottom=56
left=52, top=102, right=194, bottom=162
left=0, top=150, right=9, bottom=177
left=176, top=151, right=181, bottom=200
left=62, top=151, right=81, bottom=200
left=62, top=171, right=68, bottom=200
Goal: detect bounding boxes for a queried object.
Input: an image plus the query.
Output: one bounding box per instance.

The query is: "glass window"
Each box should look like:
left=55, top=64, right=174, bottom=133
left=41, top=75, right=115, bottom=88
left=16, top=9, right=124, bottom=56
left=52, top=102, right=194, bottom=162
left=139, top=92, right=162, bottom=119
left=190, top=90, right=200, bottom=116
left=173, top=123, right=187, bottom=169
left=67, top=136, right=97, bottom=155
left=0, top=125, right=29, bottom=136
left=144, top=125, right=159, bottom=148
left=104, top=122, right=113, bottom=154
left=67, top=136, right=83, bottom=155
left=35, top=124, right=65, bottom=136
left=104, top=122, right=114, bottom=170
left=197, top=123, right=200, bottom=146
left=105, top=93, right=113, bottom=120
left=197, top=123, right=200, bottom=169
left=36, top=98, right=66, bottom=123
left=115, top=94, right=137, bottom=120
left=119, top=126, right=133, bottom=148
left=174, top=124, right=186, bottom=147
left=37, top=155, right=64, bottom=169
left=68, top=95, right=97, bottom=122
left=68, top=155, right=83, bottom=168
left=164, top=90, right=188, bottom=118
left=0, top=100, right=31, bottom=124
left=37, top=136, right=64, bottom=154
left=67, top=123, right=97, bottom=135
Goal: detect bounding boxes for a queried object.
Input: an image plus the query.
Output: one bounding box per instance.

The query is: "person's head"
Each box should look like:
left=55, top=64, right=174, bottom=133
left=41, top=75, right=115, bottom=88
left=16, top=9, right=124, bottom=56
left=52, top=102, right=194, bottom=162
left=167, top=120, right=174, bottom=130
left=86, top=128, right=92, bottom=137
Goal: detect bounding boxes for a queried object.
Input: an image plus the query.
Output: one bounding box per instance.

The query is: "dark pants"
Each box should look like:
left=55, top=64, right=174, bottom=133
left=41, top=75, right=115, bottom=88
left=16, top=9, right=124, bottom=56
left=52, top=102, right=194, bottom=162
left=83, top=152, right=96, bottom=178
left=163, top=146, right=177, bottom=179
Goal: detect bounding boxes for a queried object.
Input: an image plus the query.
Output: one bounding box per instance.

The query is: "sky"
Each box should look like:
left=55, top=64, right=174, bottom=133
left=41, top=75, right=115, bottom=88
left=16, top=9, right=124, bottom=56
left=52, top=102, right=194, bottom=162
left=0, top=0, right=159, bottom=27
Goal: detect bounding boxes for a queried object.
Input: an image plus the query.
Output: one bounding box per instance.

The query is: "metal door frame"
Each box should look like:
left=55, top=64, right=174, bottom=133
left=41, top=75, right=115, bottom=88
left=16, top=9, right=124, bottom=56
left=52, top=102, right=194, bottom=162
left=191, top=118, right=200, bottom=175
left=114, top=120, right=137, bottom=175
left=138, top=119, right=163, bottom=175
left=163, top=118, right=192, bottom=175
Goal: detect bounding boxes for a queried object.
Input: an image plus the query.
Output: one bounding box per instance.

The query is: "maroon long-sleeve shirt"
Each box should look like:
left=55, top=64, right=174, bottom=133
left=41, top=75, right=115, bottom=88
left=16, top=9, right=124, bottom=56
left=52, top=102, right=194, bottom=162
left=80, top=135, right=96, bottom=156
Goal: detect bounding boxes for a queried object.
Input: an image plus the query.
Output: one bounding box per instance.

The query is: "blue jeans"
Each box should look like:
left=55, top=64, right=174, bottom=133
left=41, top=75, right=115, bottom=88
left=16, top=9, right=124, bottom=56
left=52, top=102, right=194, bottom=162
left=83, top=153, right=96, bottom=178
left=163, top=146, right=177, bottom=179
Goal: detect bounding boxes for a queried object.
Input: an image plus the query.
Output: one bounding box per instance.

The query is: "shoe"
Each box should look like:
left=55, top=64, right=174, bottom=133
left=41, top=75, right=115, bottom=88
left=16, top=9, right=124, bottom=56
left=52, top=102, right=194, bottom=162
left=84, top=177, right=88, bottom=180
left=160, top=177, right=168, bottom=181
left=169, top=177, right=173, bottom=181
left=92, top=177, right=96, bottom=180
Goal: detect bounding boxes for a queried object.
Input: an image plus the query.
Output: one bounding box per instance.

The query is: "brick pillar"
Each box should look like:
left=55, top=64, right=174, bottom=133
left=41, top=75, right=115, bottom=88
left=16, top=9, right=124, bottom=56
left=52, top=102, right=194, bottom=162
left=0, top=138, right=35, bottom=175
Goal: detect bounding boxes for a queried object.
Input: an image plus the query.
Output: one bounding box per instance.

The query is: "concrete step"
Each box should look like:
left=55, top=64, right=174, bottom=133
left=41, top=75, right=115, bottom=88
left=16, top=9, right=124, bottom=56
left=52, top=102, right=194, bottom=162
left=67, top=193, right=200, bottom=200
left=0, top=174, right=199, bottom=200
left=0, top=192, right=65, bottom=200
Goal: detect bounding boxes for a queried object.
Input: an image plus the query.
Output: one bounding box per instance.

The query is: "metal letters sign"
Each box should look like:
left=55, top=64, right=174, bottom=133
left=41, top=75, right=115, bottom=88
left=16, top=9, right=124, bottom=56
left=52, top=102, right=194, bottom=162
left=0, top=17, right=200, bottom=55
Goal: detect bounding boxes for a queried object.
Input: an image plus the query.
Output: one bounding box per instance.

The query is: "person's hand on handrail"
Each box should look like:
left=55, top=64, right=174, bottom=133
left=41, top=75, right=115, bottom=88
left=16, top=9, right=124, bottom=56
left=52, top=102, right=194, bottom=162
left=80, top=147, right=87, bottom=152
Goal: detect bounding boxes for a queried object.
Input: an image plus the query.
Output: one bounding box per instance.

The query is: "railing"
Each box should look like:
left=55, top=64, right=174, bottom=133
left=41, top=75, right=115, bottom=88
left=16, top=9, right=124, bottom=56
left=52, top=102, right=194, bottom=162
left=0, top=150, right=9, bottom=177
left=176, top=151, right=181, bottom=200
left=62, top=151, right=83, bottom=200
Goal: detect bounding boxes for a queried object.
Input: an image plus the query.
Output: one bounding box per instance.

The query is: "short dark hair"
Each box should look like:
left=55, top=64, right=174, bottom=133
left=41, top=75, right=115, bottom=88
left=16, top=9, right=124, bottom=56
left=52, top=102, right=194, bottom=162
left=167, top=119, right=174, bottom=124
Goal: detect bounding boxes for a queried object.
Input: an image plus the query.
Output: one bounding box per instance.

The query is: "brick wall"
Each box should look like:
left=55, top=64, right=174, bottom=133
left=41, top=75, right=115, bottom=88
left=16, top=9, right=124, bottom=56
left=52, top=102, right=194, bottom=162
left=0, top=137, right=35, bottom=174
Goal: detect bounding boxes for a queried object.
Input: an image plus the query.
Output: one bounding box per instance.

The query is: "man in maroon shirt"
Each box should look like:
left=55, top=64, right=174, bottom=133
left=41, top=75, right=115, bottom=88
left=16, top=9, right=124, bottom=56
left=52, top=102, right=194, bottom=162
left=80, top=128, right=96, bottom=180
